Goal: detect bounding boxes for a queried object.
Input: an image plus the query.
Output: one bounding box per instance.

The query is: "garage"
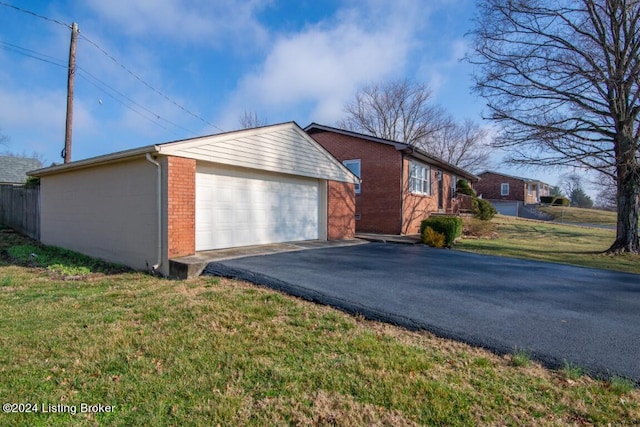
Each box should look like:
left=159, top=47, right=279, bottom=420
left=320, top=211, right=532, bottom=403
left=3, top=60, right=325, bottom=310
left=195, top=163, right=320, bottom=250
left=30, top=122, right=358, bottom=277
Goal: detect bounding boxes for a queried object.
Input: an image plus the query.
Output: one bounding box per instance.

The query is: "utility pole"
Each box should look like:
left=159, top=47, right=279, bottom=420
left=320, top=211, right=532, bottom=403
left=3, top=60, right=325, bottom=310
left=63, top=22, right=78, bottom=163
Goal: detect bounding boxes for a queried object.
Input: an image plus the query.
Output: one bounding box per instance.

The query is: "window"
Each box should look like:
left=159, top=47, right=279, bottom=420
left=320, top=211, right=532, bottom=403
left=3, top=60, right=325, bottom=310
left=343, top=159, right=361, bottom=194
left=409, top=161, right=431, bottom=195
left=450, top=174, right=458, bottom=198
left=501, top=183, right=509, bottom=196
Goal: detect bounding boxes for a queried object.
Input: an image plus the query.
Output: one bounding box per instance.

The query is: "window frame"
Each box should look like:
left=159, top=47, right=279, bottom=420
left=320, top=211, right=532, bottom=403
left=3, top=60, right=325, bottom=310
left=501, top=183, right=510, bottom=196
left=450, top=174, right=458, bottom=198
left=409, top=161, right=431, bottom=196
left=343, top=159, right=361, bottom=194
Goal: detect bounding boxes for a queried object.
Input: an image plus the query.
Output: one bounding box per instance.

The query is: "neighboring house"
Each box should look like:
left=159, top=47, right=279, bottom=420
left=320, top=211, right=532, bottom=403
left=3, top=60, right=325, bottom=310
left=474, top=171, right=551, bottom=216
left=305, top=123, right=479, bottom=235
left=29, top=122, right=359, bottom=277
left=0, top=156, right=42, bottom=184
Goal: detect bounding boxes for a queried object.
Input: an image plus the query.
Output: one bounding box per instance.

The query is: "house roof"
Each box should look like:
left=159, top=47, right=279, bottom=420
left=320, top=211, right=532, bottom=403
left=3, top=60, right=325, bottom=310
left=304, top=123, right=479, bottom=182
left=478, top=170, right=551, bottom=186
left=0, top=156, right=42, bottom=184
left=28, top=122, right=359, bottom=184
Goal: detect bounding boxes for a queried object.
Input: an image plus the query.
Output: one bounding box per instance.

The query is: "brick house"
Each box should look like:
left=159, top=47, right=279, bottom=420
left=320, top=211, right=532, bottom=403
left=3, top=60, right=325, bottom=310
left=29, top=122, right=358, bottom=277
left=305, top=123, right=478, bottom=235
left=474, top=171, right=551, bottom=205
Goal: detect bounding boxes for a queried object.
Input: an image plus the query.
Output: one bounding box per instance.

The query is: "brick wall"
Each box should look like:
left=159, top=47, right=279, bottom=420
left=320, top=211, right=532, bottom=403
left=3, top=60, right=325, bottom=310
left=308, top=130, right=404, bottom=234
left=327, top=180, right=355, bottom=239
left=167, top=156, right=196, bottom=258
left=475, top=172, right=526, bottom=202
left=402, top=157, right=439, bottom=234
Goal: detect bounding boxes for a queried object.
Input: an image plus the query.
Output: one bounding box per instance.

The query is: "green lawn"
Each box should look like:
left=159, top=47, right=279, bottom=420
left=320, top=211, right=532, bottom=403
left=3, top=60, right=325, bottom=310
left=457, top=216, right=640, bottom=274
left=1, top=230, right=638, bottom=426
left=537, top=206, right=617, bottom=226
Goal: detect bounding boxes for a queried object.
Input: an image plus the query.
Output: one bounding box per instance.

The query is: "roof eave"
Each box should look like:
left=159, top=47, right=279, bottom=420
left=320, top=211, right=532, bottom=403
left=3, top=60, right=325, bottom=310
left=28, top=145, right=160, bottom=177
left=400, top=146, right=479, bottom=182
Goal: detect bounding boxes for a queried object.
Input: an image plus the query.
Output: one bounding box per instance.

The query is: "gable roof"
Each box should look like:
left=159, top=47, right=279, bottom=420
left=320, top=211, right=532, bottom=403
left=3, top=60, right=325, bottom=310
left=0, top=156, right=42, bottom=184
left=304, top=123, right=478, bottom=182
left=478, top=170, right=551, bottom=186
left=29, top=122, right=359, bottom=184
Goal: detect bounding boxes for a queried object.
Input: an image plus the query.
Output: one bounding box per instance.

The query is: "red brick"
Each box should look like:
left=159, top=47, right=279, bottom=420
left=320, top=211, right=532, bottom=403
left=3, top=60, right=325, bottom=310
left=167, top=156, right=196, bottom=258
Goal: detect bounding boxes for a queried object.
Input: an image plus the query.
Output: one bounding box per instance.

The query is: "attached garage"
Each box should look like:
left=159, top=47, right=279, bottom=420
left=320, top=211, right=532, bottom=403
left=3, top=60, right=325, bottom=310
left=195, top=163, right=321, bottom=250
left=29, top=122, right=358, bottom=277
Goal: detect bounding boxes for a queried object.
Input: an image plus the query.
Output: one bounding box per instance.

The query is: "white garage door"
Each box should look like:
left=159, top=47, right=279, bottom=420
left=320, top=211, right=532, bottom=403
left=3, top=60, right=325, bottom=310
left=196, top=164, right=320, bottom=251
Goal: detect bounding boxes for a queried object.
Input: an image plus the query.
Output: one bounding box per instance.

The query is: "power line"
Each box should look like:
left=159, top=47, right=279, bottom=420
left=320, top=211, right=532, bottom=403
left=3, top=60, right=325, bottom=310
left=79, top=34, right=225, bottom=133
left=0, top=1, right=226, bottom=134
left=76, top=67, right=199, bottom=136
left=0, top=40, right=67, bottom=68
left=0, top=38, right=199, bottom=137
left=0, top=1, right=69, bottom=28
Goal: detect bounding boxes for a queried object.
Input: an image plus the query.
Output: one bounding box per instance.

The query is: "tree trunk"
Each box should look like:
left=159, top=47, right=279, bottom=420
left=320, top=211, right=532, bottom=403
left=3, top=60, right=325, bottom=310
left=608, top=130, right=640, bottom=254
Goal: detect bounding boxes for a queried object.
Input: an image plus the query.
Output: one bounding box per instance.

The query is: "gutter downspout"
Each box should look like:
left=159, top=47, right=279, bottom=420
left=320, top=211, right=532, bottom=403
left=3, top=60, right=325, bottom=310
left=145, top=153, right=162, bottom=273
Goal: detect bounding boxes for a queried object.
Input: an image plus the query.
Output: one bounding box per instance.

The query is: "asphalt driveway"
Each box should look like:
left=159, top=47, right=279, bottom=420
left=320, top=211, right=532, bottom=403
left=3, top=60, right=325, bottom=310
left=204, top=242, right=640, bottom=382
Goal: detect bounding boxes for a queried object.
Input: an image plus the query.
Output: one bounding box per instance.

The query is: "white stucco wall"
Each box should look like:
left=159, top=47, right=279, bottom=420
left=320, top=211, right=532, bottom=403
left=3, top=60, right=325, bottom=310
left=40, top=157, right=160, bottom=271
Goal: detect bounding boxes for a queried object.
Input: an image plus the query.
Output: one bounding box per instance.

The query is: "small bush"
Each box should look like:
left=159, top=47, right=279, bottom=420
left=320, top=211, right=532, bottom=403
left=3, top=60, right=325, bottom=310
left=540, top=196, right=554, bottom=204
left=422, top=226, right=446, bottom=248
left=552, top=197, right=570, bottom=206
left=420, top=217, right=463, bottom=247
left=474, top=198, right=497, bottom=220
left=456, top=179, right=476, bottom=197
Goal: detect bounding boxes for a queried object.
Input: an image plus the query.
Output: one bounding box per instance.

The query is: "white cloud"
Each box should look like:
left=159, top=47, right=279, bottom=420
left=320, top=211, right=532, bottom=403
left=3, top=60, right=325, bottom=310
left=84, top=0, right=270, bottom=48
left=221, top=0, right=429, bottom=128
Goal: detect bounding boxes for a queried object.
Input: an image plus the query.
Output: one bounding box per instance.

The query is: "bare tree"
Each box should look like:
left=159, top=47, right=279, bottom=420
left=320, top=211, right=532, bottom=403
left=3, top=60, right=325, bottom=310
left=468, top=0, right=640, bottom=253
left=337, top=79, right=446, bottom=145
left=338, top=79, right=492, bottom=171
left=0, top=129, right=8, bottom=149
left=560, top=173, right=583, bottom=199
left=422, top=117, right=494, bottom=172
left=238, top=111, right=267, bottom=129
left=591, top=169, right=618, bottom=210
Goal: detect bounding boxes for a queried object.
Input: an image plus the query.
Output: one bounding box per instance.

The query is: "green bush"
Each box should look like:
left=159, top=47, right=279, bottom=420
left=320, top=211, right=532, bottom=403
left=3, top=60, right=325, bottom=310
left=540, top=196, right=554, bottom=204
left=422, top=226, right=446, bottom=248
left=420, top=217, right=463, bottom=247
left=474, top=198, right=497, bottom=220
left=552, top=197, right=570, bottom=206
left=456, top=179, right=476, bottom=197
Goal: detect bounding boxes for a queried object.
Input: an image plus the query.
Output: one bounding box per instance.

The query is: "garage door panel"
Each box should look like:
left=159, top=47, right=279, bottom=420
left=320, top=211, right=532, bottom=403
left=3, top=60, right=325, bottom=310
left=196, top=165, right=320, bottom=251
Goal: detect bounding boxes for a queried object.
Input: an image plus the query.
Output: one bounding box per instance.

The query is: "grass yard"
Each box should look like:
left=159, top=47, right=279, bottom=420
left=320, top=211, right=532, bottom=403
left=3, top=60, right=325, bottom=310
left=0, top=229, right=639, bottom=426
left=458, top=216, right=640, bottom=274
left=537, top=206, right=617, bottom=226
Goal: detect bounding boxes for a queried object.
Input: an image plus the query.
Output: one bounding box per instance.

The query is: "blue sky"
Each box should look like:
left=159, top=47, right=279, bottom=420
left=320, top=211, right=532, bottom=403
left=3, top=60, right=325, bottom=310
left=0, top=0, right=571, bottom=189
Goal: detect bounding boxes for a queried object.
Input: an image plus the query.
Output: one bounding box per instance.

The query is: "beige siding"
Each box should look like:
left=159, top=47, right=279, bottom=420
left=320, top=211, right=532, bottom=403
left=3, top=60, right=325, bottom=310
left=159, top=123, right=358, bottom=184
left=40, top=158, right=159, bottom=271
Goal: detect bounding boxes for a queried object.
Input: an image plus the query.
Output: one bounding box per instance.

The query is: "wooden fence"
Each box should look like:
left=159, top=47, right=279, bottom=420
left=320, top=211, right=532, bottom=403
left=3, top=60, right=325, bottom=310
left=0, top=184, right=40, bottom=240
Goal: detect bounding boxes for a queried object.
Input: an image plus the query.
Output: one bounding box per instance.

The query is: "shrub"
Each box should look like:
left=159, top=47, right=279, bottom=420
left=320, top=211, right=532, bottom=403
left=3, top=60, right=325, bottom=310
left=420, top=217, right=463, bottom=247
left=552, top=197, right=570, bottom=206
left=473, top=198, right=497, bottom=220
left=456, top=179, right=476, bottom=197
left=540, top=196, right=554, bottom=204
left=422, top=226, right=446, bottom=248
